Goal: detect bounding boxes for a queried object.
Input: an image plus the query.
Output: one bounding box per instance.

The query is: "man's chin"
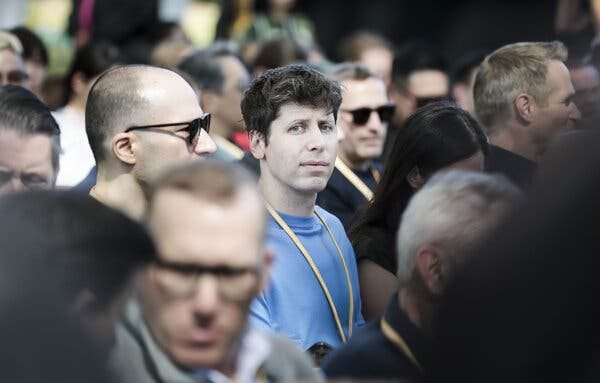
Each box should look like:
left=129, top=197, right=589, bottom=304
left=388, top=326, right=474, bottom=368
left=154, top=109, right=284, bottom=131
left=170, top=345, right=225, bottom=371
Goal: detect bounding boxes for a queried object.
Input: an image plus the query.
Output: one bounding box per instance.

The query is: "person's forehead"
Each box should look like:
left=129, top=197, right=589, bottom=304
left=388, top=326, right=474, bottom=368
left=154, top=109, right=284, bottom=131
left=150, top=188, right=264, bottom=263
left=0, top=48, right=24, bottom=71
left=0, top=130, right=53, bottom=171
left=341, top=77, right=387, bottom=106
left=275, top=102, right=335, bottom=121
left=546, top=60, right=574, bottom=95
left=408, top=69, right=449, bottom=96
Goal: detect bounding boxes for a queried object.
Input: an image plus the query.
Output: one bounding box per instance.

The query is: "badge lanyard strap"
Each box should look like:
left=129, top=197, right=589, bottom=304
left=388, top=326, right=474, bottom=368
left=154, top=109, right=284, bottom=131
left=265, top=202, right=354, bottom=343
left=334, top=157, right=379, bottom=201
left=380, top=317, right=423, bottom=372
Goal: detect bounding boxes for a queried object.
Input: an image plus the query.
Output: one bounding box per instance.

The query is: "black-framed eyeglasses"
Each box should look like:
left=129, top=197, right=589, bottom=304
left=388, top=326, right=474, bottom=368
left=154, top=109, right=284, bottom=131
left=341, top=104, right=396, bottom=125
left=415, top=96, right=449, bottom=109
left=125, top=113, right=211, bottom=146
left=151, top=259, right=261, bottom=301
left=0, top=169, right=52, bottom=190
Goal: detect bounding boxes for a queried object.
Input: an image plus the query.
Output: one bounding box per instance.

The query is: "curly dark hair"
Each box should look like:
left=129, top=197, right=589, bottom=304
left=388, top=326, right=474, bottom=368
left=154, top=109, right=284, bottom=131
left=241, top=63, right=342, bottom=144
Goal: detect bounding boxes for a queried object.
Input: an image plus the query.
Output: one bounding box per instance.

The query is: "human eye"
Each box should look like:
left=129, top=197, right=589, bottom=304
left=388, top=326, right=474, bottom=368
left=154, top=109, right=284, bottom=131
left=21, top=174, right=50, bottom=189
left=320, top=123, right=335, bottom=133
left=288, top=124, right=305, bottom=134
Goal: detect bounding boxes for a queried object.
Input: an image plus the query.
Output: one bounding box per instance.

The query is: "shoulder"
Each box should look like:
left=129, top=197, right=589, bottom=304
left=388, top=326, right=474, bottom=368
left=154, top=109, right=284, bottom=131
left=321, top=321, right=384, bottom=378
left=261, top=331, right=322, bottom=382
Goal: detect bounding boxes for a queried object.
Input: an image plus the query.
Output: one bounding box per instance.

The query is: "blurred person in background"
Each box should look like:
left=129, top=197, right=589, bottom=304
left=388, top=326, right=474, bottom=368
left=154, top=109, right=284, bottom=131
left=0, top=190, right=155, bottom=356
left=53, top=41, right=121, bottom=187
left=0, top=85, right=60, bottom=196
left=385, top=42, right=449, bottom=161
left=567, top=58, right=600, bottom=130
left=323, top=170, right=521, bottom=380
left=474, top=41, right=580, bottom=189
left=85, top=65, right=216, bottom=220
left=9, top=26, right=48, bottom=99
left=0, top=31, right=28, bottom=88
left=349, top=102, right=488, bottom=320
left=250, top=37, right=308, bottom=77
left=317, top=63, right=393, bottom=230
left=110, top=161, right=320, bottom=383
left=178, top=45, right=251, bottom=161
left=450, top=51, right=487, bottom=117
left=337, top=30, right=395, bottom=94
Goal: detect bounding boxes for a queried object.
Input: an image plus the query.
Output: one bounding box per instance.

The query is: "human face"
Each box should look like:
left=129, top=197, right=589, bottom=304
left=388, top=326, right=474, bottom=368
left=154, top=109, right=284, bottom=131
left=0, top=130, right=55, bottom=196
left=0, top=49, right=28, bottom=87
left=24, top=60, right=46, bottom=97
left=392, top=69, right=449, bottom=124
left=142, top=188, right=267, bottom=369
left=530, top=60, right=580, bottom=150
left=338, top=77, right=389, bottom=168
left=252, top=103, right=337, bottom=196
left=569, top=64, right=600, bottom=128
left=213, top=56, right=250, bottom=133
left=129, top=73, right=216, bottom=183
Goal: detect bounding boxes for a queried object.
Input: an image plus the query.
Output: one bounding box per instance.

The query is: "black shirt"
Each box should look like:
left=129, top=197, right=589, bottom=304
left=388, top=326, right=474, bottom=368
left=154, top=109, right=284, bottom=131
left=484, top=144, right=537, bottom=189
left=322, top=294, right=428, bottom=380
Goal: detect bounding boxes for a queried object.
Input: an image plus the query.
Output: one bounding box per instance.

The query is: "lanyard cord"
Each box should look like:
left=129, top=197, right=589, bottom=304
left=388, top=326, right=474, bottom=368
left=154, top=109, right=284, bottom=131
left=265, top=202, right=354, bottom=343
left=334, top=157, right=379, bottom=201
left=380, top=317, right=423, bottom=372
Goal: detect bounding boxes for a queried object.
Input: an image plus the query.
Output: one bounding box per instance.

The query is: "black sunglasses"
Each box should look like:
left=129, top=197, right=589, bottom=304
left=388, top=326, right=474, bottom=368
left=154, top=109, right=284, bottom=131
left=342, top=104, right=396, bottom=125
left=125, top=113, right=211, bottom=145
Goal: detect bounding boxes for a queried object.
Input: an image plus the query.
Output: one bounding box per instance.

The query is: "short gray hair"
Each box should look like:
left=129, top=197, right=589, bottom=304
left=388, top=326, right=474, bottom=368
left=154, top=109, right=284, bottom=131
left=474, top=41, right=567, bottom=135
left=396, top=170, right=521, bottom=286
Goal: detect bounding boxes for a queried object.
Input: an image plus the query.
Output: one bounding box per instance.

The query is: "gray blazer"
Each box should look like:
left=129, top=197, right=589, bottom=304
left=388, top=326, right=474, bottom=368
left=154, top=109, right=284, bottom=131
left=108, top=300, right=321, bottom=383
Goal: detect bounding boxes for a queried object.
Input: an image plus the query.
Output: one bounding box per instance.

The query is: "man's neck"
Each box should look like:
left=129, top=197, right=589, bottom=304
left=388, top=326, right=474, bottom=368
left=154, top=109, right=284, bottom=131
left=489, top=124, right=536, bottom=161
left=338, top=152, right=372, bottom=172
left=91, top=171, right=147, bottom=221
left=398, top=286, right=436, bottom=337
left=260, top=174, right=316, bottom=217
left=67, top=96, right=87, bottom=114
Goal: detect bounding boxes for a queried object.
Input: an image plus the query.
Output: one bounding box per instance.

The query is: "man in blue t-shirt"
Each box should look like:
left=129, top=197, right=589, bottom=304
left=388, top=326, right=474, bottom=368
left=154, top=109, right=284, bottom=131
left=241, top=63, right=365, bottom=363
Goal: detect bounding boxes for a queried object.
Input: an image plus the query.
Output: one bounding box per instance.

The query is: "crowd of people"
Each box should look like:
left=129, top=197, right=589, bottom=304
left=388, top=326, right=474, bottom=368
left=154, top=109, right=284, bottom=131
left=1, top=1, right=600, bottom=382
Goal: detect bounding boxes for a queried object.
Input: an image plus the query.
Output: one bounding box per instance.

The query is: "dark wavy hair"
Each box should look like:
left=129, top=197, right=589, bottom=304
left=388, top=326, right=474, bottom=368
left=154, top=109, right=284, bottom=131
left=241, top=63, right=342, bottom=144
left=349, top=101, right=488, bottom=254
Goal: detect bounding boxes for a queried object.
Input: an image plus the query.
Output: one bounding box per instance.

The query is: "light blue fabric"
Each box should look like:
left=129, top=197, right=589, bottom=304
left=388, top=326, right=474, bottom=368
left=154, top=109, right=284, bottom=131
left=250, top=206, right=365, bottom=350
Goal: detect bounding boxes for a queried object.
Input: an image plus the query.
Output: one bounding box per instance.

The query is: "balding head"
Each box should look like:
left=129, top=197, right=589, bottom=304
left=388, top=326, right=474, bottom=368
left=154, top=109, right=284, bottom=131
left=86, top=65, right=204, bottom=165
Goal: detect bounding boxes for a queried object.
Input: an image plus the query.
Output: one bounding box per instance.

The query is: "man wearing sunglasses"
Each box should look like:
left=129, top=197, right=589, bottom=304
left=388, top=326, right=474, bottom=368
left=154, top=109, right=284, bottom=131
left=109, top=161, right=320, bottom=383
left=85, top=64, right=216, bottom=220
left=317, top=63, right=394, bottom=230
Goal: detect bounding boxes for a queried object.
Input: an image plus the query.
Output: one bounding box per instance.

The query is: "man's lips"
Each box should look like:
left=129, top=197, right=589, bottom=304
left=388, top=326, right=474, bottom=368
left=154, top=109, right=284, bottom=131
left=301, top=161, right=330, bottom=167
left=185, top=329, right=219, bottom=346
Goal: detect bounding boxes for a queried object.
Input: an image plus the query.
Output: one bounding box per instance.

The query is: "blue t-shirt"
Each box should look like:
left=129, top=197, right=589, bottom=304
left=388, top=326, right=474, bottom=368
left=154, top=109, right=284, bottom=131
left=249, top=206, right=365, bottom=350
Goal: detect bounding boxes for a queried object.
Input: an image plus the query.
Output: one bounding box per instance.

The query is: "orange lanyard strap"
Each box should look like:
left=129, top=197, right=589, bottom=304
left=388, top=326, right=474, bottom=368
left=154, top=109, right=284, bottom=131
left=265, top=202, right=354, bottom=343
left=334, top=157, right=379, bottom=201
left=380, top=317, right=423, bottom=372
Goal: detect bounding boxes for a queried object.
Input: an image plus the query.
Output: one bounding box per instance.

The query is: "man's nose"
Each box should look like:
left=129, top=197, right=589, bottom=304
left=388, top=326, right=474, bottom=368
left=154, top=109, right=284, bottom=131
left=570, top=102, right=582, bottom=121
left=191, top=275, right=220, bottom=318
left=194, top=130, right=217, bottom=156
left=8, top=176, right=25, bottom=192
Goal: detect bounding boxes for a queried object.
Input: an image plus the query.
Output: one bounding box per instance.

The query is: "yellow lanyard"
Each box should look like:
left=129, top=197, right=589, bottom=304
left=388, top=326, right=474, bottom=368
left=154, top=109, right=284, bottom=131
left=380, top=317, right=423, bottom=372
left=265, top=202, right=354, bottom=343
left=334, top=157, right=379, bottom=201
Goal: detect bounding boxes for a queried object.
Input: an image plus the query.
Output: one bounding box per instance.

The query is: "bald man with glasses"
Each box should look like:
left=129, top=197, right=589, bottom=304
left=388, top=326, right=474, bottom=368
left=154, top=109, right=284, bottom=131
left=85, top=64, right=216, bottom=220
left=317, top=63, right=394, bottom=230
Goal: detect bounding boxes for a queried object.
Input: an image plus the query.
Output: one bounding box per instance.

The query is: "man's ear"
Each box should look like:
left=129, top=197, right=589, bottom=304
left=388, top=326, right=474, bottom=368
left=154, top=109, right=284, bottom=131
left=414, top=244, right=446, bottom=296
left=249, top=130, right=266, bottom=160
left=112, top=132, right=137, bottom=165
left=514, top=93, right=535, bottom=123
left=407, top=166, right=425, bottom=189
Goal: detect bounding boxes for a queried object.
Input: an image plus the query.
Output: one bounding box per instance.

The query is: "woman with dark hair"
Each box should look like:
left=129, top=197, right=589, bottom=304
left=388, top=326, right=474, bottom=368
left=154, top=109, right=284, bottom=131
left=52, top=41, right=120, bottom=187
left=350, top=101, right=488, bottom=320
